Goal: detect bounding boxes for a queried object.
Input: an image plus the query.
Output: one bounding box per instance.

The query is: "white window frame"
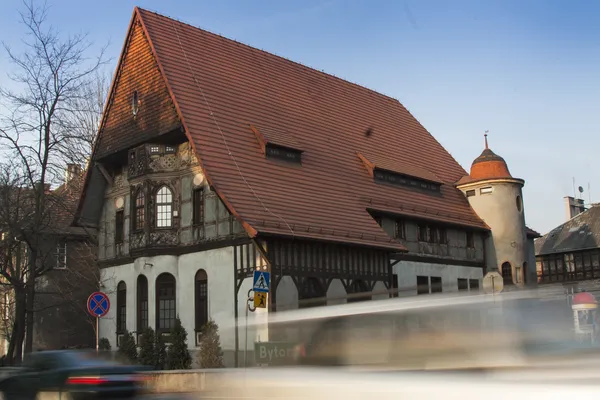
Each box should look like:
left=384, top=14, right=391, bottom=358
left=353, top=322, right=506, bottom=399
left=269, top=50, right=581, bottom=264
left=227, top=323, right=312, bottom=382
left=155, top=186, right=173, bottom=228
left=150, top=145, right=160, bottom=154
left=480, top=186, right=493, bottom=195
left=55, top=240, right=67, bottom=270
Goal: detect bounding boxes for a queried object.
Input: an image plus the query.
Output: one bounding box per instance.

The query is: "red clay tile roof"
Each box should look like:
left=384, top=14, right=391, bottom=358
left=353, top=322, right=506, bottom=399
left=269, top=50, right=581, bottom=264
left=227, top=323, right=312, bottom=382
left=85, top=8, right=490, bottom=250
left=456, top=147, right=517, bottom=186
left=357, top=152, right=443, bottom=184
left=251, top=125, right=303, bottom=153
left=2, top=176, right=86, bottom=238
left=50, top=176, right=87, bottom=235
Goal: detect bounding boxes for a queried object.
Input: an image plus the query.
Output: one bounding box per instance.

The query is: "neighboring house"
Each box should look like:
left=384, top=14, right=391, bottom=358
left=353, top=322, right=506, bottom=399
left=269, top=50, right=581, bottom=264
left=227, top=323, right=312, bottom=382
left=32, top=165, right=98, bottom=351
left=74, top=7, right=538, bottom=366
left=0, top=165, right=98, bottom=354
left=535, top=202, right=600, bottom=288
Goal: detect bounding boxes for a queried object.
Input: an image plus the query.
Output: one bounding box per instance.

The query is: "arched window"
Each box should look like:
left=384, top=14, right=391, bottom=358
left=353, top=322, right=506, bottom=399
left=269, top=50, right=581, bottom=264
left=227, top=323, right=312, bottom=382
left=137, top=275, right=148, bottom=331
left=195, top=270, right=208, bottom=331
left=116, top=281, right=127, bottom=333
left=134, top=189, right=145, bottom=231
left=299, top=277, right=326, bottom=309
left=156, top=186, right=173, bottom=228
left=156, top=273, right=176, bottom=332
left=347, top=280, right=371, bottom=303
left=501, top=262, right=513, bottom=285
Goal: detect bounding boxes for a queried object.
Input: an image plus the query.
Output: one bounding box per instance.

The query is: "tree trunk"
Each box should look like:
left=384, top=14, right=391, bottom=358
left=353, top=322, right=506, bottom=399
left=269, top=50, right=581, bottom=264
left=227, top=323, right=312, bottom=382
left=24, top=278, right=35, bottom=354
left=7, top=288, right=26, bottom=365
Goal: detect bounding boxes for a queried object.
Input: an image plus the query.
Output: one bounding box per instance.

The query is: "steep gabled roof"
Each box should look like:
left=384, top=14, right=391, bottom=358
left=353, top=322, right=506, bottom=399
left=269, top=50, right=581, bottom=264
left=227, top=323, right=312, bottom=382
left=535, top=205, right=600, bottom=256
left=79, top=7, right=489, bottom=251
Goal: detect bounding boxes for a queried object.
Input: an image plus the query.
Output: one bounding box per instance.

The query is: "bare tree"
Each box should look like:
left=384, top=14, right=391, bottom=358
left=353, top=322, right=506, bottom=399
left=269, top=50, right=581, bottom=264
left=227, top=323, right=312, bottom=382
left=0, top=0, right=108, bottom=362
left=59, top=72, right=110, bottom=166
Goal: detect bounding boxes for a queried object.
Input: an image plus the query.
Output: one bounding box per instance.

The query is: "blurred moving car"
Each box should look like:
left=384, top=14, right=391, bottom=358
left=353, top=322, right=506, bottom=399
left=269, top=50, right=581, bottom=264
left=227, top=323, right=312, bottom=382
left=248, top=291, right=599, bottom=372
left=211, top=292, right=600, bottom=399
left=0, top=350, right=148, bottom=400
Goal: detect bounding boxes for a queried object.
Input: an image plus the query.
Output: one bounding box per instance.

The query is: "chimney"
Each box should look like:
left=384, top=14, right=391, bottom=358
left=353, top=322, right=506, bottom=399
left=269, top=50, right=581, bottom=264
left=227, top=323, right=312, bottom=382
left=65, top=164, right=82, bottom=183
left=564, top=196, right=586, bottom=221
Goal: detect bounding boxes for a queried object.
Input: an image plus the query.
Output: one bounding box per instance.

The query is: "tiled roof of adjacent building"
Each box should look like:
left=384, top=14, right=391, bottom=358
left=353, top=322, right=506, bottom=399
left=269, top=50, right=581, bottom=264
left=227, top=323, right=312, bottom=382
left=80, top=8, right=490, bottom=251
left=535, top=205, right=600, bottom=256
left=1, top=175, right=86, bottom=238
left=50, top=176, right=87, bottom=235
left=526, top=226, right=542, bottom=239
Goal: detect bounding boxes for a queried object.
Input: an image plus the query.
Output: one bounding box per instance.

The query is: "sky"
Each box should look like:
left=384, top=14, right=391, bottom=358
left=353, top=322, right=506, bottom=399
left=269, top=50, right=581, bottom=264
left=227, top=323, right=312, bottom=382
left=1, top=0, right=599, bottom=235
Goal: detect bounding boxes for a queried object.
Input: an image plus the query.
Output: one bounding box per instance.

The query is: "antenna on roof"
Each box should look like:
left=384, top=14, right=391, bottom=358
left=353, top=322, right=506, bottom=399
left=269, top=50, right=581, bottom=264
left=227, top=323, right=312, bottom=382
left=484, top=130, right=489, bottom=149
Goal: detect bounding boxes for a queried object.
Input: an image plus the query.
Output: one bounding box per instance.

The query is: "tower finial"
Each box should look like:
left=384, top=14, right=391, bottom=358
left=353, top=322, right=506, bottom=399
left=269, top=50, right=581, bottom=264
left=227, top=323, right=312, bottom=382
left=484, top=130, right=489, bottom=149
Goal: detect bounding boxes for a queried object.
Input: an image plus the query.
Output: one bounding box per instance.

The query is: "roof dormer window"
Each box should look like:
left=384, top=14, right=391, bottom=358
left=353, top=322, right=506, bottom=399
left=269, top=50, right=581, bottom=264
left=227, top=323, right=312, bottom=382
left=250, top=125, right=303, bottom=165
left=265, top=144, right=302, bottom=164
left=357, top=152, right=443, bottom=193
left=373, top=168, right=441, bottom=193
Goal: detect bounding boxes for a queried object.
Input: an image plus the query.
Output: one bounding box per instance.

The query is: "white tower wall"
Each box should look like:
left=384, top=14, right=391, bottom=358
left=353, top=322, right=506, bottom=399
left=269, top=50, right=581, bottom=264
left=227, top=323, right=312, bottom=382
left=459, top=179, right=528, bottom=285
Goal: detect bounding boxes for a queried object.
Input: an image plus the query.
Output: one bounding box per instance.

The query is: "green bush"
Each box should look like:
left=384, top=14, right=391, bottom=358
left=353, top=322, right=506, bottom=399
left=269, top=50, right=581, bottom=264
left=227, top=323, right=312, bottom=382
left=165, top=316, right=191, bottom=370
left=198, top=320, right=224, bottom=368
left=117, top=330, right=138, bottom=364
left=98, top=337, right=111, bottom=351
left=137, top=327, right=156, bottom=367
left=155, top=333, right=167, bottom=370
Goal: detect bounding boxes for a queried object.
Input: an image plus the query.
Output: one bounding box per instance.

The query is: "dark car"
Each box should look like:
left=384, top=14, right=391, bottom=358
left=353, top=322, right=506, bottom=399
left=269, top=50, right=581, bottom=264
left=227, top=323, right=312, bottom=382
left=0, top=350, right=149, bottom=400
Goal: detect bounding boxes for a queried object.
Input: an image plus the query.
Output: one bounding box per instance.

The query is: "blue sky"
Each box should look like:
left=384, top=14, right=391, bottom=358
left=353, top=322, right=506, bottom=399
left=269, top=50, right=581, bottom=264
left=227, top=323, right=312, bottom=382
left=1, top=0, right=599, bottom=235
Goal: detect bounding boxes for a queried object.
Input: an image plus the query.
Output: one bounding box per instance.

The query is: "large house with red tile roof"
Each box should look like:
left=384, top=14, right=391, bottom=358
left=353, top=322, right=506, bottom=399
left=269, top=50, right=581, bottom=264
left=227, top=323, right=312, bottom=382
left=74, top=8, right=538, bottom=365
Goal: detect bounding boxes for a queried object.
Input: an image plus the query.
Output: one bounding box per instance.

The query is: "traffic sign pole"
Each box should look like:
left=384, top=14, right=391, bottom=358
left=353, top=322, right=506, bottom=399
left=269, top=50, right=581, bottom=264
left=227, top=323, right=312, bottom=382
left=96, top=317, right=99, bottom=354
left=245, top=289, right=255, bottom=368
left=87, top=292, right=110, bottom=354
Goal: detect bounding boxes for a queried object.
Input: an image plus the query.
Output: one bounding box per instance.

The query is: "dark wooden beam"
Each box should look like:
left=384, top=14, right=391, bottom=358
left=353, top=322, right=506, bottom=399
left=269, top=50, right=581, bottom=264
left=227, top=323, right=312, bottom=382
left=95, top=162, right=113, bottom=186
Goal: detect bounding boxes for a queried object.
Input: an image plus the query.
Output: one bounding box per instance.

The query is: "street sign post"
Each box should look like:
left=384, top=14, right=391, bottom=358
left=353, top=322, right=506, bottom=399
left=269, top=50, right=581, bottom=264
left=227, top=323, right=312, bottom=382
left=253, top=271, right=270, bottom=293
left=87, top=292, right=110, bottom=353
left=253, top=270, right=270, bottom=312
left=483, top=272, right=503, bottom=295
left=254, top=342, right=297, bottom=366
left=254, top=292, right=267, bottom=309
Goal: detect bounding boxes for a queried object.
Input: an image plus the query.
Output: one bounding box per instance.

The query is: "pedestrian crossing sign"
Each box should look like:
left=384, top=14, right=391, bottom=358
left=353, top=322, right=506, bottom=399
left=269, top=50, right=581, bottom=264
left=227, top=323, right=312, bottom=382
left=254, top=292, right=267, bottom=309
left=253, top=271, right=270, bottom=293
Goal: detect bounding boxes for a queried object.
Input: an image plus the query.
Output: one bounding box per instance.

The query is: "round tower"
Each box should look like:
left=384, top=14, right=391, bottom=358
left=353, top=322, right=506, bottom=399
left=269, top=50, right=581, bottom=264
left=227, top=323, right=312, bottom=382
left=457, top=134, right=528, bottom=287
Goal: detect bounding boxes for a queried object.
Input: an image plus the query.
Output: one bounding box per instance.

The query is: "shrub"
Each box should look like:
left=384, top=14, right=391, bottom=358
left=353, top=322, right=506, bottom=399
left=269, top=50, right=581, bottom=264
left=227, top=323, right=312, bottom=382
left=98, top=337, right=111, bottom=351
left=137, top=327, right=156, bottom=367
left=165, top=316, right=191, bottom=370
left=197, top=320, right=224, bottom=368
left=117, top=330, right=137, bottom=364
left=155, top=333, right=167, bottom=370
